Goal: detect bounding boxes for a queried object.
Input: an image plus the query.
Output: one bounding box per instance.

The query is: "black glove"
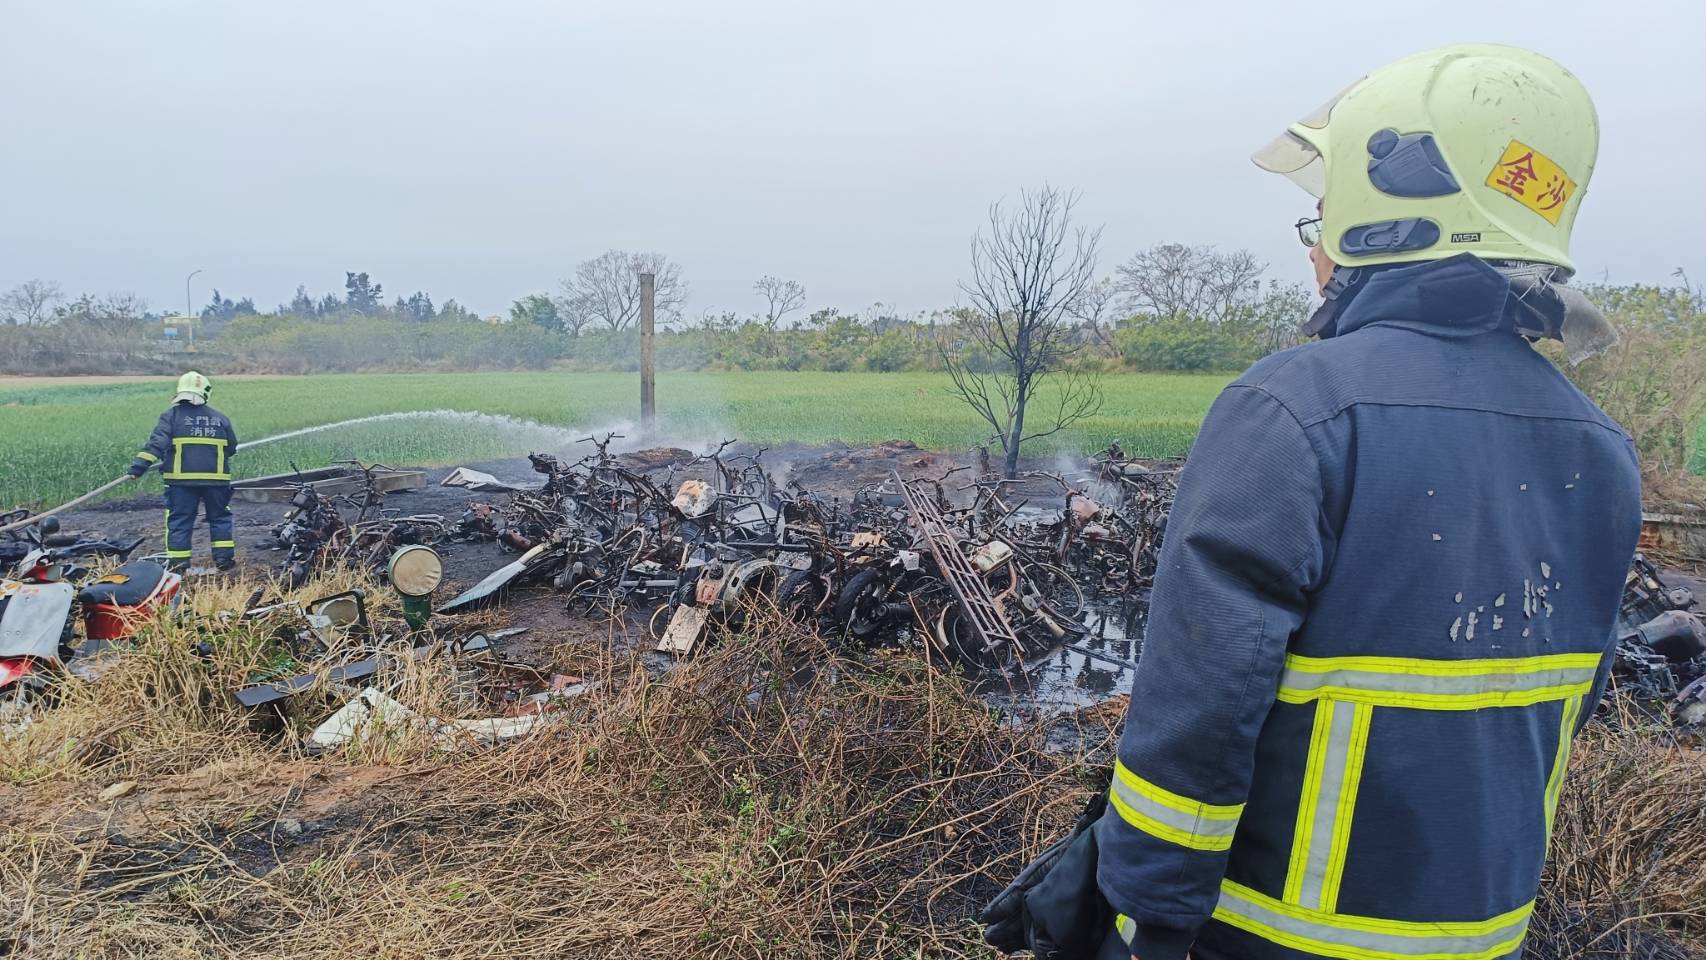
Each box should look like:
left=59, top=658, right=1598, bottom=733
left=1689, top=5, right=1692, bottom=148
left=981, top=787, right=1112, bottom=959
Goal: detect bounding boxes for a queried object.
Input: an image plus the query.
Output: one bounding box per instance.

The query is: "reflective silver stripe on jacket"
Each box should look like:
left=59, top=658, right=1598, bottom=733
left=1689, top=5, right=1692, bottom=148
left=1109, top=768, right=1241, bottom=851
left=1284, top=700, right=1371, bottom=910
left=1216, top=880, right=1533, bottom=960
left=1277, top=653, right=1600, bottom=709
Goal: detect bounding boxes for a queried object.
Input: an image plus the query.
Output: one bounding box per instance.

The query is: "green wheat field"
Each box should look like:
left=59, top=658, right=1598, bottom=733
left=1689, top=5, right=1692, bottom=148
left=0, top=372, right=1233, bottom=507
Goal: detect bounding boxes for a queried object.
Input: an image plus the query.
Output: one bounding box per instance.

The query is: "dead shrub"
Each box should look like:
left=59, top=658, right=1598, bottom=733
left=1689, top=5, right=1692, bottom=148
left=1563, top=326, right=1706, bottom=494
left=1534, top=709, right=1706, bottom=959
left=1, top=608, right=1088, bottom=959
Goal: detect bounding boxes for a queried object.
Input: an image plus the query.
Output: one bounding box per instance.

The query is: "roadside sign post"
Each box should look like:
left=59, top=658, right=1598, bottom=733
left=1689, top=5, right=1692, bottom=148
left=639, top=271, right=656, bottom=433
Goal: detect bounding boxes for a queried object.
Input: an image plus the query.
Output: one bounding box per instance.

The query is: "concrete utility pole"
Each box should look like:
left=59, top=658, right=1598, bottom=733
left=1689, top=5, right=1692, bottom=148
left=639, top=271, right=656, bottom=433
left=186, top=268, right=203, bottom=350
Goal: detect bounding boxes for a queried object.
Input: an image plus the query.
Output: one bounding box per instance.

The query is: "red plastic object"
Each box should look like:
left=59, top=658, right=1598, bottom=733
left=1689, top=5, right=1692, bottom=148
left=0, top=657, right=30, bottom=688
left=82, top=576, right=180, bottom=642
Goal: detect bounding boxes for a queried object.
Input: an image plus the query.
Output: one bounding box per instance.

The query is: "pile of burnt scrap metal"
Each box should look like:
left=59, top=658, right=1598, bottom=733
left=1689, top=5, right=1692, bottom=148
left=267, top=459, right=451, bottom=589
left=228, top=581, right=589, bottom=751
left=1611, top=555, right=1706, bottom=727
left=440, top=437, right=1179, bottom=675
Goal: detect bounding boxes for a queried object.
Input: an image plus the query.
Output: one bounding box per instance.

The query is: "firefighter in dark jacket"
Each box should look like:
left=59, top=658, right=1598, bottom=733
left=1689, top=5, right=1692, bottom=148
left=125, top=372, right=239, bottom=573
left=1095, top=45, right=1640, bottom=960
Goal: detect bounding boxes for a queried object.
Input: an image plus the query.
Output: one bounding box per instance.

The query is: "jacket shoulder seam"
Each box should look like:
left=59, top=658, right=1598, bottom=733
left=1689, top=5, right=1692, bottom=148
left=1286, top=396, right=1632, bottom=438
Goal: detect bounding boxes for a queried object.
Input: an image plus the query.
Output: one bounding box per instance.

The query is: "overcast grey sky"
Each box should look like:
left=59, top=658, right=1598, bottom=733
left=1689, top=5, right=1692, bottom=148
left=3, top=0, right=1700, bottom=319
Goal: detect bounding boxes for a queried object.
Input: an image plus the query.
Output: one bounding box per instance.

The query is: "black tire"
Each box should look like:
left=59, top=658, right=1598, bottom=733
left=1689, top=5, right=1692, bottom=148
left=935, top=605, right=1017, bottom=674
left=833, top=568, right=892, bottom=645
left=56, top=615, right=77, bottom=662
left=775, top=569, right=829, bottom=624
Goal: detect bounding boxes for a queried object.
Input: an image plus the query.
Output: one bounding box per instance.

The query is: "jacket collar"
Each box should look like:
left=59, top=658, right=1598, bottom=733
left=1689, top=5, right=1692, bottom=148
left=1330, top=255, right=1513, bottom=340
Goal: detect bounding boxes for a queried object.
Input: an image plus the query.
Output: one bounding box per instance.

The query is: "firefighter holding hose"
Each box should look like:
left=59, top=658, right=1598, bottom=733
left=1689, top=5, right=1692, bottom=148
left=123, top=372, right=239, bottom=573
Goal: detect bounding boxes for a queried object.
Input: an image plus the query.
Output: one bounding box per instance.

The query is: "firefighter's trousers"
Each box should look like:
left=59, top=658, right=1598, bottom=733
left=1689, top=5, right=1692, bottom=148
left=164, top=484, right=234, bottom=570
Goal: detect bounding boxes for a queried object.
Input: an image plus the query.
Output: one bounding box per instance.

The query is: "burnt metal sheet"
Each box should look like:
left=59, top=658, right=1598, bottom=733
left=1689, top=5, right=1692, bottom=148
left=435, top=545, right=552, bottom=614
left=234, top=634, right=495, bottom=707
left=231, top=468, right=428, bottom=504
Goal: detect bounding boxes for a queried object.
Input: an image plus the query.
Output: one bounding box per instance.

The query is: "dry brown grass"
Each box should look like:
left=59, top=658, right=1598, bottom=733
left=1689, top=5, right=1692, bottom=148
left=0, top=580, right=1093, bottom=959
left=3, top=571, right=1701, bottom=959
left=1534, top=701, right=1706, bottom=960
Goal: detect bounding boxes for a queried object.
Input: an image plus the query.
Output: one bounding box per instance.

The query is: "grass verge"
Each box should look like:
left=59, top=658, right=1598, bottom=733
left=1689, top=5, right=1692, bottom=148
left=0, top=576, right=1699, bottom=959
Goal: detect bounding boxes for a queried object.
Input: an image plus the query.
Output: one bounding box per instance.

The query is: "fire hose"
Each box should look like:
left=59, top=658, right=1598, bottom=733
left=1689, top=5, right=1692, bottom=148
left=0, top=475, right=133, bottom=535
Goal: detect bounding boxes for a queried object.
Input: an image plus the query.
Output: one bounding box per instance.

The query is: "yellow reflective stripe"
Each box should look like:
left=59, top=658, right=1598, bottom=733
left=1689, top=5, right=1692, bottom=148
left=1543, top=696, right=1582, bottom=843
left=1320, top=703, right=1371, bottom=912
left=211, top=540, right=236, bottom=548
left=1285, top=701, right=1336, bottom=904
left=1114, top=759, right=1244, bottom=820
left=1278, top=652, right=1600, bottom=710
left=1108, top=759, right=1243, bottom=852
left=165, top=549, right=193, bottom=558
left=1286, top=653, right=1602, bottom=677
left=1115, top=914, right=1136, bottom=946
left=163, top=474, right=232, bottom=481
left=1215, top=879, right=1533, bottom=960
left=135, top=451, right=159, bottom=463
left=1278, top=684, right=1592, bottom=711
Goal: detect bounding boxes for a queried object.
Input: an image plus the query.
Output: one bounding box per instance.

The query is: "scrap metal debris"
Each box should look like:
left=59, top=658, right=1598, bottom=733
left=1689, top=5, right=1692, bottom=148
left=440, top=436, right=1175, bottom=674
left=270, top=459, right=451, bottom=589
left=1613, top=555, right=1706, bottom=726
left=17, top=435, right=1704, bottom=739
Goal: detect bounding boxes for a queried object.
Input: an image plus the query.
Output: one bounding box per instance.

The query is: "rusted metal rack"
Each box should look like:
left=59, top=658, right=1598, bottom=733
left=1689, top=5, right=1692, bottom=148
left=894, top=471, right=1020, bottom=659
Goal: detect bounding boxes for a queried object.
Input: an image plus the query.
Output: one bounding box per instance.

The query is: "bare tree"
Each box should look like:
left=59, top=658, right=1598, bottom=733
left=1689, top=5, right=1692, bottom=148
left=1115, top=243, right=1264, bottom=324
left=941, top=186, right=1104, bottom=479
left=0, top=279, right=64, bottom=325
left=1070, top=276, right=1123, bottom=358
left=559, top=250, right=686, bottom=332
left=551, top=293, right=595, bottom=337
left=754, top=275, right=806, bottom=328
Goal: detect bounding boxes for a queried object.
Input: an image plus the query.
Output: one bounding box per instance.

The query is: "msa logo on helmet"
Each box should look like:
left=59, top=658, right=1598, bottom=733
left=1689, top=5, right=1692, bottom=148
left=1486, top=140, right=1575, bottom=225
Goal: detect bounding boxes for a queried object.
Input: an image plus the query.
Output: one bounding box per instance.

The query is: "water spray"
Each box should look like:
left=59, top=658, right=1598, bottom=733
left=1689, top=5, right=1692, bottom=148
left=244, top=409, right=586, bottom=450
left=5, top=410, right=597, bottom=532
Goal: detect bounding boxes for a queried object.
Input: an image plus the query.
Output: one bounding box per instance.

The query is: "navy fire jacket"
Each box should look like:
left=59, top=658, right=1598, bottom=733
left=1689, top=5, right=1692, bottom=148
left=1095, top=255, right=1643, bottom=960
left=129, top=402, right=239, bottom=487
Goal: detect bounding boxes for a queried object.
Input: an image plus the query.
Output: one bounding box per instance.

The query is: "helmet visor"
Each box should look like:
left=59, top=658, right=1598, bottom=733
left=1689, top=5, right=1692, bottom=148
left=1252, top=131, right=1325, bottom=198
left=1251, top=83, right=1355, bottom=198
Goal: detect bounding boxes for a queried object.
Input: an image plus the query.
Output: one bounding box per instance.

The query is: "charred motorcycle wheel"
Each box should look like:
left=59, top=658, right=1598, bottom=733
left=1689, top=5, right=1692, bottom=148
left=1022, top=562, right=1085, bottom=621
left=833, top=568, right=892, bottom=647
left=565, top=576, right=624, bottom=623
left=932, top=605, right=1017, bottom=674
left=775, top=569, right=830, bottom=624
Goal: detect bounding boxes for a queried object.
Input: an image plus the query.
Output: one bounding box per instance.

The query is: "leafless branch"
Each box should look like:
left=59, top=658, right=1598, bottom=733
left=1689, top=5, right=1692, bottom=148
left=1114, top=244, right=1264, bottom=324
left=940, top=186, right=1104, bottom=477
left=754, top=276, right=806, bottom=329
left=0, top=279, right=64, bottom=326
left=560, top=251, right=687, bottom=332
